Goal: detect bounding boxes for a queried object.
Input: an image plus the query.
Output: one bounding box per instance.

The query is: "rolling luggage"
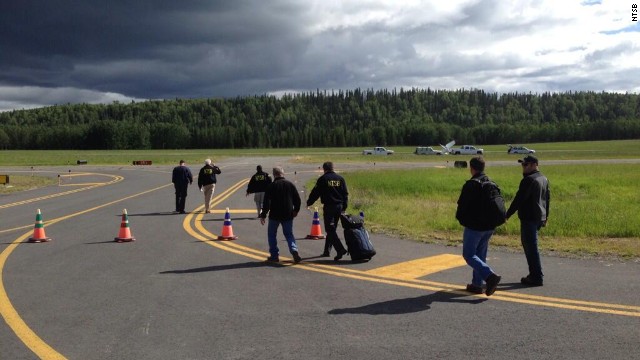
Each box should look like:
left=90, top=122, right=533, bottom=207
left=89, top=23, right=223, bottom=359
left=340, top=214, right=376, bottom=262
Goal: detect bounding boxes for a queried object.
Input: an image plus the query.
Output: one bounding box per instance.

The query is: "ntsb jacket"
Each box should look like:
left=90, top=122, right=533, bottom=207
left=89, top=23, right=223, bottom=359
left=197, top=164, right=221, bottom=189
left=246, top=171, right=272, bottom=194
left=306, top=171, right=349, bottom=210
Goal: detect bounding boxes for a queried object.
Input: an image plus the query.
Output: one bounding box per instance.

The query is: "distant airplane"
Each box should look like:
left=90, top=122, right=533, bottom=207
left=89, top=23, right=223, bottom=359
left=440, top=140, right=455, bottom=154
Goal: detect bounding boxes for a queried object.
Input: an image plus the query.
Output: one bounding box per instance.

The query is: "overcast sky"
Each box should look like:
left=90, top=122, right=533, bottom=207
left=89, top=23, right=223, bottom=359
left=0, top=0, right=638, bottom=112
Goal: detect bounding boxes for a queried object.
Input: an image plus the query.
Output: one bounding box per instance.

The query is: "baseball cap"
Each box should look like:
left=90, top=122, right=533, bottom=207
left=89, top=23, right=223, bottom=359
left=518, top=155, right=538, bottom=164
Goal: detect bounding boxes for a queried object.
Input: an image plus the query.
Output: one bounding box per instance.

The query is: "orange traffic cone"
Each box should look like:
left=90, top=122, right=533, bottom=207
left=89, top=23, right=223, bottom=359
left=217, top=208, right=238, bottom=240
left=28, top=209, right=52, bottom=243
left=305, top=208, right=325, bottom=239
left=114, top=209, right=136, bottom=242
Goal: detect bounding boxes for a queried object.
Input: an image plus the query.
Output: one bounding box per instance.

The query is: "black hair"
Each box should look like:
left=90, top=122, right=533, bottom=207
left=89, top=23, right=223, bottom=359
left=469, top=156, right=485, bottom=172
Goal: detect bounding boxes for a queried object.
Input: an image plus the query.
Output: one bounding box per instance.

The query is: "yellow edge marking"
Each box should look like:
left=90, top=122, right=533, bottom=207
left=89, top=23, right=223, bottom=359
left=0, top=232, right=66, bottom=359
left=184, top=180, right=640, bottom=318
left=0, top=173, right=123, bottom=210
left=366, top=254, right=467, bottom=279
left=0, top=181, right=173, bottom=359
left=209, top=209, right=257, bottom=214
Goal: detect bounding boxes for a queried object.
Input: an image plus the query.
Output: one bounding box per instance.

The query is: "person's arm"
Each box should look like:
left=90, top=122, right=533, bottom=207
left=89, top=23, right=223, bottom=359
left=292, top=183, right=301, bottom=217
left=506, top=178, right=531, bottom=218
left=306, top=178, right=322, bottom=206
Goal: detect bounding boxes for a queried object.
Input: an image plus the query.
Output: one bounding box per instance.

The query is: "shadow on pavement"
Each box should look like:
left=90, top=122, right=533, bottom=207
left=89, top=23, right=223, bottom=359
left=159, top=261, right=283, bottom=274
left=328, top=291, right=487, bottom=315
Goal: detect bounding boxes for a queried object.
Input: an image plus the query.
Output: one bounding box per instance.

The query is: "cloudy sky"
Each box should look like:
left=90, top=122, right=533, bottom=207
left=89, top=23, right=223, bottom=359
left=0, top=0, right=638, bottom=111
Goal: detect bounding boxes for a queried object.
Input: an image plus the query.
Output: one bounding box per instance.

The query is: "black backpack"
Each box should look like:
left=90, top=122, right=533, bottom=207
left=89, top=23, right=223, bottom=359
left=473, top=178, right=507, bottom=228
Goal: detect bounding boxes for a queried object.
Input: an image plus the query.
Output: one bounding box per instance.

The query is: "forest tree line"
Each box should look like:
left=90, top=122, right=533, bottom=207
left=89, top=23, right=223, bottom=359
left=0, top=88, right=639, bottom=150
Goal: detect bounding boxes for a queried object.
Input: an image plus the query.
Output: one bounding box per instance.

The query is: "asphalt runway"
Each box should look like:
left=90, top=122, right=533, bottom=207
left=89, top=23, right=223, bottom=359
left=1, top=158, right=638, bottom=360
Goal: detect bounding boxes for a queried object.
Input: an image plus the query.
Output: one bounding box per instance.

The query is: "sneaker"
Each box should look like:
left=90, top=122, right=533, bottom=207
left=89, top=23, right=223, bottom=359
left=485, top=273, right=501, bottom=296
left=265, top=256, right=279, bottom=262
left=334, top=249, right=348, bottom=261
left=466, top=284, right=484, bottom=294
left=292, top=251, right=302, bottom=263
left=521, top=275, right=543, bottom=286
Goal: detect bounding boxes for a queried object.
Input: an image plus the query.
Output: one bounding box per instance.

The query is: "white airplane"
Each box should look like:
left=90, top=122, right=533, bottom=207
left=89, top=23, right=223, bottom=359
left=440, top=140, right=455, bottom=154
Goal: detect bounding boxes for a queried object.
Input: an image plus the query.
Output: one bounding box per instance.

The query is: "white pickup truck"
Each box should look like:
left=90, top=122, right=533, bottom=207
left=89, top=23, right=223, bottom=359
left=362, top=147, right=394, bottom=155
left=448, top=145, right=484, bottom=155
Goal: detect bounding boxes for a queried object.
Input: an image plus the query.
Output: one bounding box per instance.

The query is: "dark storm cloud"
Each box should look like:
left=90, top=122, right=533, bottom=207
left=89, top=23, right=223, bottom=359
left=0, top=0, right=310, bottom=99
left=0, top=1, right=637, bottom=111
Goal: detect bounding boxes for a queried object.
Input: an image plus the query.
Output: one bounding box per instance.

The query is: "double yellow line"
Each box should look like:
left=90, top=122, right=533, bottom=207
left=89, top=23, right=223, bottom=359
left=186, top=180, right=640, bottom=318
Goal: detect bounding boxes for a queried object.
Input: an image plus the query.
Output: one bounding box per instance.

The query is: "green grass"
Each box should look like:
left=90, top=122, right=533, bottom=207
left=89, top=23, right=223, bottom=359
left=0, top=175, right=57, bottom=194
left=338, top=163, right=640, bottom=259
left=2, top=139, right=640, bottom=166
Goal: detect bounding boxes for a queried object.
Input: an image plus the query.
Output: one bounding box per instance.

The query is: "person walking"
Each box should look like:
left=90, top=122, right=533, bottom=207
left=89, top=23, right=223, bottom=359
left=197, top=159, right=221, bottom=214
left=456, top=156, right=502, bottom=296
left=246, top=165, right=272, bottom=217
left=259, top=166, right=302, bottom=263
left=506, top=155, right=550, bottom=287
left=172, top=160, right=193, bottom=214
left=306, top=161, right=349, bottom=261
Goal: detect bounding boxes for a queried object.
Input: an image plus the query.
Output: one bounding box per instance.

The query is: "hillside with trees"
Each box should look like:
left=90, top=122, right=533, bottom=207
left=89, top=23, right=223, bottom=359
left=0, top=88, right=638, bottom=150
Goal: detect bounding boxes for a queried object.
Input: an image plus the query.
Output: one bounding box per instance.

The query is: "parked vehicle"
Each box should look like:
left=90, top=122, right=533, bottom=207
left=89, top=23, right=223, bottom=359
left=363, top=147, right=394, bottom=155
left=441, top=140, right=483, bottom=155
left=507, top=145, right=536, bottom=154
left=414, top=146, right=442, bottom=155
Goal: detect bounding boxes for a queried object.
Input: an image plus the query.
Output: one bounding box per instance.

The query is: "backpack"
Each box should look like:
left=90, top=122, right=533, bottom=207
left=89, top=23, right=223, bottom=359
left=472, top=178, right=507, bottom=228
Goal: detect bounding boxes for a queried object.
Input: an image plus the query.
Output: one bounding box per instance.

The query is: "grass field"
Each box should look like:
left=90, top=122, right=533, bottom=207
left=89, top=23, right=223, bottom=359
left=340, top=163, right=640, bottom=259
left=2, top=140, right=639, bottom=259
left=1, top=139, right=640, bottom=166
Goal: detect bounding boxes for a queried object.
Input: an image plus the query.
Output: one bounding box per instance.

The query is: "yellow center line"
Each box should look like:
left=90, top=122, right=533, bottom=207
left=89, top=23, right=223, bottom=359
left=184, top=180, right=640, bottom=318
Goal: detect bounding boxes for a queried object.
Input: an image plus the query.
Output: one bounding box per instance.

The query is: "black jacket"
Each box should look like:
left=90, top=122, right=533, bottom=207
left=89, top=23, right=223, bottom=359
left=260, top=177, right=301, bottom=221
left=246, top=171, right=272, bottom=194
left=456, top=173, right=494, bottom=231
left=506, top=170, right=550, bottom=222
left=197, top=164, right=221, bottom=188
left=306, top=171, right=349, bottom=209
left=172, top=165, right=193, bottom=186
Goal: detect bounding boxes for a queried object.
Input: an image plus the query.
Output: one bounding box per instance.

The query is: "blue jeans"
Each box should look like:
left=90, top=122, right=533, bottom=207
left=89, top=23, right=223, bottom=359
left=521, top=220, right=544, bottom=281
left=267, top=219, right=298, bottom=258
left=462, top=227, right=495, bottom=286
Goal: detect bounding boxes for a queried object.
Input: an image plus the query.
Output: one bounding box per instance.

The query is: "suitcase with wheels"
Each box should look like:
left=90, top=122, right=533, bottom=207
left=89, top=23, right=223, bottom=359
left=340, top=214, right=376, bottom=262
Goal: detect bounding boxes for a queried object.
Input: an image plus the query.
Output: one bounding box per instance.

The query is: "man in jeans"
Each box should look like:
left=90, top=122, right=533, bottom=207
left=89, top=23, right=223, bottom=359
left=456, top=156, right=502, bottom=296
left=259, top=166, right=302, bottom=263
left=506, top=155, right=550, bottom=286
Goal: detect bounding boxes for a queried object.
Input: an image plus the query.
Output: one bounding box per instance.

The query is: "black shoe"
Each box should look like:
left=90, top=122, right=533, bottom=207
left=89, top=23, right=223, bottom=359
left=334, top=249, right=347, bottom=261
left=521, top=275, right=543, bottom=286
left=320, top=251, right=330, bottom=257
left=265, top=256, right=279, bottom=262
left=179, top=210, right=186, bottom=214
left=292, top=251, right=302, bottom=263
left=485, top=273, right=501, bottom=296
left=466, top=284, right=484, bottom=294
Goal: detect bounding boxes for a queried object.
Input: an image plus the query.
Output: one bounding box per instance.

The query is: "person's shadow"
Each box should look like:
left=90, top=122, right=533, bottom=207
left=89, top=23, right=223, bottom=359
left=159, top=261, right=282, bottom=274
left=328, top=290, right=487, bottom=315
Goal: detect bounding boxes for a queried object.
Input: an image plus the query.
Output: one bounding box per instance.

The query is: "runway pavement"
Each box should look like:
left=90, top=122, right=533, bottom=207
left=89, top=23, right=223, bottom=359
left=1, top=158, right=638, bottom=360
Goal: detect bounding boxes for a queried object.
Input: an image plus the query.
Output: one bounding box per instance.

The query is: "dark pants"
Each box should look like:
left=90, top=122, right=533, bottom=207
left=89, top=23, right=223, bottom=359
left=174, top=184, right=188, bottom=212
left=323, top=204, right=346, bottom=254
left=521, top=220, right=544, bottom=281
